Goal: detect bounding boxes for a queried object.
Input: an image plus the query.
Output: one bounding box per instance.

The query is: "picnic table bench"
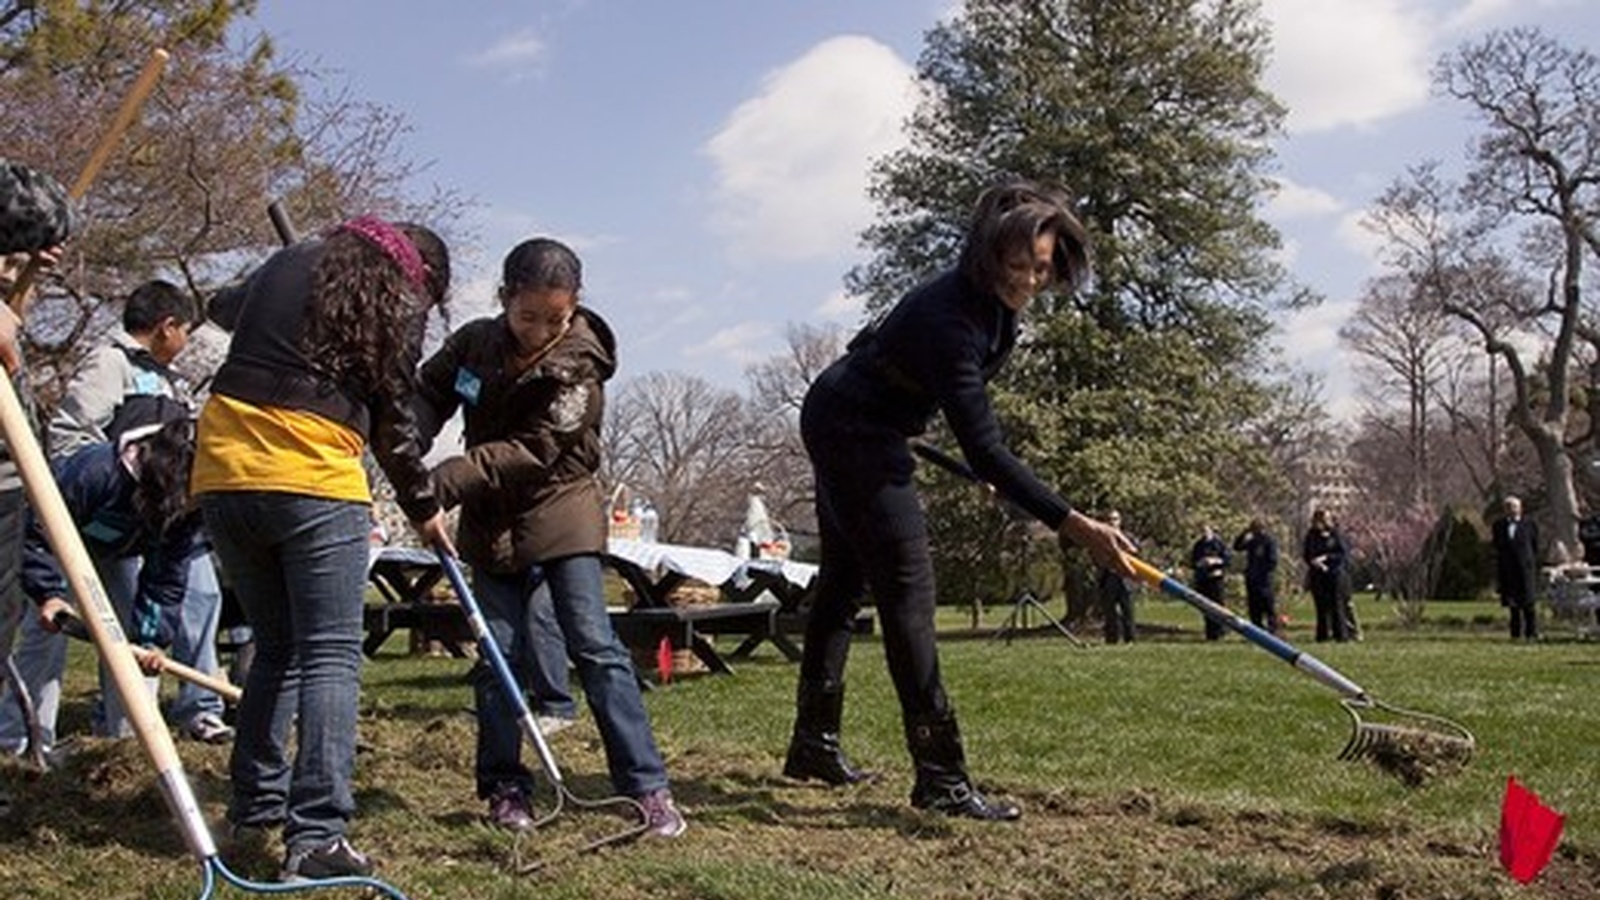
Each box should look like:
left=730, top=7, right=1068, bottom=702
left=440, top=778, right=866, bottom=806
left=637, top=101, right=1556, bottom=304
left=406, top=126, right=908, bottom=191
left=603, top=539, right=806, bottom=672
left=364, top=546, right=472, bottom=657
left=358, top=542, right=831, bottom=673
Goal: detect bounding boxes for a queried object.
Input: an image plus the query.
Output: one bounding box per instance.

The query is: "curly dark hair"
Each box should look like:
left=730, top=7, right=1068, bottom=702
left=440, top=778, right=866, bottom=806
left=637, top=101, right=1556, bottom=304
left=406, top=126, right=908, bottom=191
left=130, top=418, right=197, bottom=536
left=302, top=222, right=450, bottom=399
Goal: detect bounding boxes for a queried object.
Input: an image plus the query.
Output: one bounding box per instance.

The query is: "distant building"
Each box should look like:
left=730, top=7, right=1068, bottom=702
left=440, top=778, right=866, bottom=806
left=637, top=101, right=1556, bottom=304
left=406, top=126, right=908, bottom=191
left=1296, top=450, right=1360, bottom=522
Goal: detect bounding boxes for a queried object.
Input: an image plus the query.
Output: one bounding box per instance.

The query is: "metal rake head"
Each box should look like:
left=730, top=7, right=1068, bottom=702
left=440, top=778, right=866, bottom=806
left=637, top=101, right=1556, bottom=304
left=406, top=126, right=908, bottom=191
left=1339, top=698, right=1476, bottom=787
left=512, top=788, right=652, bottom=873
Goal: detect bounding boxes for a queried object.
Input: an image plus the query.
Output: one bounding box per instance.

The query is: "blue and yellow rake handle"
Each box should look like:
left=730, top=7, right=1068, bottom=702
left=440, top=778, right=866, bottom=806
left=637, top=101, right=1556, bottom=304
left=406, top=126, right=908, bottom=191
left=909, top=441, right=1369, bottom=703
left=1123, top=556, right=1370, bottom=703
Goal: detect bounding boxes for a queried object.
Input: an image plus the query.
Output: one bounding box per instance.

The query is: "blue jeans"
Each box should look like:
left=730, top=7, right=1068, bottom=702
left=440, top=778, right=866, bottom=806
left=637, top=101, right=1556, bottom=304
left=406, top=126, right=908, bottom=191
left=523, top=573, right=575, bottom=720
left=0, top=551, right=157, bottom=751
left=167, top=552, right=226, bottom=725
left=473, top=554, right=667, bottom=798
left=202, top=492, right=369, bottom=851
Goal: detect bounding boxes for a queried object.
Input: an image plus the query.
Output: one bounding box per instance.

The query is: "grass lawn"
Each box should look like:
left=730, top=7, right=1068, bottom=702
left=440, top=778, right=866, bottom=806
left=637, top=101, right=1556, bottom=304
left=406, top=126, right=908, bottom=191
left=0, top=590, right=1594, bottom=898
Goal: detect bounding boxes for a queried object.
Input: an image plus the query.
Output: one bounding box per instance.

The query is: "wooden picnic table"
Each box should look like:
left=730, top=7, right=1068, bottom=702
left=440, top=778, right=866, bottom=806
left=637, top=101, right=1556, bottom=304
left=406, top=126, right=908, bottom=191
left=358, top=542, right=825, bottom=672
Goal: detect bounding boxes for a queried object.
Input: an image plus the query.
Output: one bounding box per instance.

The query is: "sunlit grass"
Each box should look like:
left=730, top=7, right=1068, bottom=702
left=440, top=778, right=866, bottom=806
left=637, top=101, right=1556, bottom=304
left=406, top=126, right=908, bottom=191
left=0, top=596, right=1593, bottom=898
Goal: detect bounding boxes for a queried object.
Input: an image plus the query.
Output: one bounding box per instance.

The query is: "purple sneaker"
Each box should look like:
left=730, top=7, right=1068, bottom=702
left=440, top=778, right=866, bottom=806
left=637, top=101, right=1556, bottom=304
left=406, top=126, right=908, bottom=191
left=635, top=788, right=687, bottom=838
left=486, top=783, right=536, bottom=832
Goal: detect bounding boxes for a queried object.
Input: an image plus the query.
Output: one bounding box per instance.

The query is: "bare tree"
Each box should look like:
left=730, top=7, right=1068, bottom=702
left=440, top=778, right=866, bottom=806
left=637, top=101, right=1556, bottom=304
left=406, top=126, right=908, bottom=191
left=603, top=372, right=757, bottom=548
left=1340, top=273, right=1478, bottom=506
left=742, top=323, right=846, bottom=546
left=1419, top=28, right=1600, bottom=558
left=2, top=5, right=467, bottom=406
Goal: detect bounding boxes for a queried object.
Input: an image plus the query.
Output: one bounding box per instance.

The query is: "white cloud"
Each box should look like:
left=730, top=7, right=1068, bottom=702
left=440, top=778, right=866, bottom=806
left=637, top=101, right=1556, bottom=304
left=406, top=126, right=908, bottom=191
left=1264, top=177, right=1344, bottom=221
left=683, top=321, right=777, bottom=367
left=465, top=30, right=549, bottom=78
left=816, top=289, right=864, bottom=320
left=704, top=35, right=917, bottom=263
left=1260, top=0, right=1435, bottom=133
left=1275, top=297, right=1363, bottom=421
left=1333, top=207, right=1386, bottom=275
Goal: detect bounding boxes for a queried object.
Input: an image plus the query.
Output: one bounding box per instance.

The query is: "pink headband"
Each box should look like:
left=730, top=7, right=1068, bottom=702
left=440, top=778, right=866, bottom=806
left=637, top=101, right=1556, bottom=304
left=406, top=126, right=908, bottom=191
left=333, top=215, right=429, bottom=294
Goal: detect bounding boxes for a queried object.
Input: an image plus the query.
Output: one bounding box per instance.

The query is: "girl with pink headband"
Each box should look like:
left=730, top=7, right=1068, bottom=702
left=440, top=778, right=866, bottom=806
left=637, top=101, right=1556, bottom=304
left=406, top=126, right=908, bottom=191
left=194, top=214, right=451, bottom=882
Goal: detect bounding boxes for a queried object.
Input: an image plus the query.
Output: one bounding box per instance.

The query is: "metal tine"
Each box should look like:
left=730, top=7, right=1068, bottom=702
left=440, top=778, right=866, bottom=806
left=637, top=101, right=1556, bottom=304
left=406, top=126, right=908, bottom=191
left=516, top=793, right=650, bottom=873
left=435, top=549, right=653, bottom=871
left=1338, top=699, right=1476, bottom=766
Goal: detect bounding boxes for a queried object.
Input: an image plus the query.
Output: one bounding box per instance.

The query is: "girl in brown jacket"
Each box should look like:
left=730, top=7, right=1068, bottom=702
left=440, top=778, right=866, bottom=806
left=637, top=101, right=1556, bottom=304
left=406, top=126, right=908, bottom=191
left=414, top=237, right=684, bottom=838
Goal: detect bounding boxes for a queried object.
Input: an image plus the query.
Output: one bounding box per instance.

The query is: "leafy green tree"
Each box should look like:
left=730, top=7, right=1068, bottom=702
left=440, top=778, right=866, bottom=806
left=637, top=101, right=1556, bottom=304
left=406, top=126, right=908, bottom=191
left=851, top=0, right=1299, bottom=612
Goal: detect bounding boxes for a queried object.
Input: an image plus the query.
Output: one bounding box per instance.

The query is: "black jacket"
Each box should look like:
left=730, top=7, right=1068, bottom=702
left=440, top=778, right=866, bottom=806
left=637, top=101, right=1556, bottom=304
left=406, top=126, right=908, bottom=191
left=804, top=268, right=1071, bottom=529
left=22, top=442, right=203, bottom=648
left=1492, top=515, right=1539, bottom=605
left=207, top=240, right=438, bottom=521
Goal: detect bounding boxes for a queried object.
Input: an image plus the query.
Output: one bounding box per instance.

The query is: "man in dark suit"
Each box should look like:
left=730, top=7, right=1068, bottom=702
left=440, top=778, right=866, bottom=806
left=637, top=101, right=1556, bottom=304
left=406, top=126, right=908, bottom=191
left=1234, top=519, right=1280, bottom=634
left=1492, top=496, right=1541, bottom=641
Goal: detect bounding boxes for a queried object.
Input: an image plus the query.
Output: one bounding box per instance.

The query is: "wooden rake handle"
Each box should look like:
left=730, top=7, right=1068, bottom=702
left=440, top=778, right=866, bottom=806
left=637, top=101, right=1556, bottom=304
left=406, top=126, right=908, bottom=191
left=6, top=47, right=170, bottom=315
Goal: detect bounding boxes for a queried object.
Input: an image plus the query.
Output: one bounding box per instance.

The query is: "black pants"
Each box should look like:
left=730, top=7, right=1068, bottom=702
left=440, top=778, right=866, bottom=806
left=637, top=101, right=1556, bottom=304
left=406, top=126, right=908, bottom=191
left=1100, top=576, right=1134, bottom=643
left=1310, top=577, right=1348, bottom=642
left=1197, top=579, right=1226, bottom=641
left=799, top=439, right=948, bottom=719
left=1245, top=584, right=1278, bottom=634
left=1507, top=602, right=1538, bottom=640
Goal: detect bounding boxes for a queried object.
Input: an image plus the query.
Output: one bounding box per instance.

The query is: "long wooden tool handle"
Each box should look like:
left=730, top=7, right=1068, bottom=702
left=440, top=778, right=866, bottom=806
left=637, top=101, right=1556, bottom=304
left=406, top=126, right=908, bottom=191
left=6, top=47, right=170, bottom=315
left=0, top=373, right=214, bottom=858
left=55, top=610, right=243, bottom=704
left=144, top=649, right=244, bottom=705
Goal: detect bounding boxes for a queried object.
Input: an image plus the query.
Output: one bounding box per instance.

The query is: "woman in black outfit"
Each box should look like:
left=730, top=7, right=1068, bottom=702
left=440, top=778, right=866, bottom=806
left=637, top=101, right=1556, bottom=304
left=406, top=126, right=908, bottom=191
left=782, top=179, right=1135, bottom=821
left=1301, top=508, right=1349, bottom=642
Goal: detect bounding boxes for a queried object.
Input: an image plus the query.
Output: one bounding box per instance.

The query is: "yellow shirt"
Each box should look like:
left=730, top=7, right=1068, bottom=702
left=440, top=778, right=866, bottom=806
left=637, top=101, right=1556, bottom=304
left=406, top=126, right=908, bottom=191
left=192, top=393, right=370, bottom=503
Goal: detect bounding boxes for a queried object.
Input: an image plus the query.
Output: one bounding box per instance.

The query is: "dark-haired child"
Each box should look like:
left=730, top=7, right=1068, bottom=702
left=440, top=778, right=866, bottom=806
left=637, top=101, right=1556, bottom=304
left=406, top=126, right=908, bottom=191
left=194, top=216, right=453, bottom=881
left=414, top=236, right=685, bottom=838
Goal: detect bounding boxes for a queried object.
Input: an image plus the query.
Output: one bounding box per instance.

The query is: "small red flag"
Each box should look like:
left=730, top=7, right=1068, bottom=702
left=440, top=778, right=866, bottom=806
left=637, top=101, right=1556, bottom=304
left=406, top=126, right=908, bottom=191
left=655, top=636, right=673, bottom=684
left=1499, top=775, right=1565, bottom=884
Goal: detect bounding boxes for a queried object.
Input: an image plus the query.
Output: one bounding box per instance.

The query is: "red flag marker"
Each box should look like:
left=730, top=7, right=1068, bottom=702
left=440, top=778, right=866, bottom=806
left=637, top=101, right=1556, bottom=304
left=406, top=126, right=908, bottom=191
left=655, top=635, right=673, bottom=685
left=1499, top=775, right=1565, bottom=884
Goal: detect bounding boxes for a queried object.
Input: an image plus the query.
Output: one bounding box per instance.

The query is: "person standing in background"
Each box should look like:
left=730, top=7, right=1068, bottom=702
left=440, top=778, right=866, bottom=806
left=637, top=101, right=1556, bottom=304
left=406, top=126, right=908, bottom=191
left=1190, top=524, right=1231, bottom=641
left=1098, top=510, right=1136, bottom=644
left=1492, top=495, right=1540, bottom=642
left=1301, top=509, right=1349, bottom=643
left=1233, top=519, right=1279, bottom=634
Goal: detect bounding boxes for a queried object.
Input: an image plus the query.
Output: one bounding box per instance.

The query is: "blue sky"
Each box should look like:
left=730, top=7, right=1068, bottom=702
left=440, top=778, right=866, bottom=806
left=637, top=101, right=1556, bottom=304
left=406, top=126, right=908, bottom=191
left=247, top=1, right=1599, bottom=419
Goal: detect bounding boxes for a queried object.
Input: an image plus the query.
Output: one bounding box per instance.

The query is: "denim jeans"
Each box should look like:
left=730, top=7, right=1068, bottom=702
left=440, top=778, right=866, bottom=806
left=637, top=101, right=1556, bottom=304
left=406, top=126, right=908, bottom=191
left=523, top=573, right=575, bottom=719
left=92, top=551, right=228, bottom=732
left=166, top=552, right=226, bottom=725
left=0, top=551, right=157, bottom=751
left=0, top=488, right=24, bottom=661
left=473, top=554, right=667, bottom=798
left=202, top=492, right=369, bottom=851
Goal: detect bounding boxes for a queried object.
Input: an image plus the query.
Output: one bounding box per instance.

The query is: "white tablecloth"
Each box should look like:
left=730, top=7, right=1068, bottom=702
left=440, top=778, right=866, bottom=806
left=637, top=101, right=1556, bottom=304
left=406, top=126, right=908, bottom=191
left=606, top=539, right=816, bottom=591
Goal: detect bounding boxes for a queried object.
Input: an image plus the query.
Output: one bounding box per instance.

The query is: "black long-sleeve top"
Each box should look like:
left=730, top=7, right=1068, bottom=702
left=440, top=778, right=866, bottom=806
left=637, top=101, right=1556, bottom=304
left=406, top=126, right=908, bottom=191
left=811, top=267, right=1072, bottom=528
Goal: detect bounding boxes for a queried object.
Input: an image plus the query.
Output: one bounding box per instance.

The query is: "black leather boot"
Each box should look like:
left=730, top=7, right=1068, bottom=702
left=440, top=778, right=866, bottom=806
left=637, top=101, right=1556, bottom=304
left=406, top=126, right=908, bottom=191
left=905, top=711, right=1021, bottom=821
left=783, top=680, right=873, bottom=785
